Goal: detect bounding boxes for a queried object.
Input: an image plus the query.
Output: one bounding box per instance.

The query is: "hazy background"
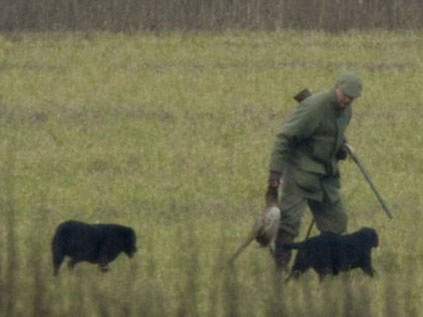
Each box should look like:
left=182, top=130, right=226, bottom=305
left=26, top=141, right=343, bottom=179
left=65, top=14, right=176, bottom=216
left=1, top=0, right=423, bottom=32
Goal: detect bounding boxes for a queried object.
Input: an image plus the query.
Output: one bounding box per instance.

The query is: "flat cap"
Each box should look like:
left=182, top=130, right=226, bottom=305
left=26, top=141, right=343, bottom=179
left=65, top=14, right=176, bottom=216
left=336, top=72, right=362, bottom=98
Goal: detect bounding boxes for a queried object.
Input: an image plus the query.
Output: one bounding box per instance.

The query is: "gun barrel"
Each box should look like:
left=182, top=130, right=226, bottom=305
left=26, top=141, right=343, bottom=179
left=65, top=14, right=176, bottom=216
left=346, top=145, right=393, bottom=219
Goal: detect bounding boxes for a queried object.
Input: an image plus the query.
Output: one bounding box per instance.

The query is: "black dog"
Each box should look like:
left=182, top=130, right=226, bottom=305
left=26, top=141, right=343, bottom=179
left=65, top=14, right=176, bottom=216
left=52, top=220, right=137, bottom=275
left=284, top=227, right=378, bottom=280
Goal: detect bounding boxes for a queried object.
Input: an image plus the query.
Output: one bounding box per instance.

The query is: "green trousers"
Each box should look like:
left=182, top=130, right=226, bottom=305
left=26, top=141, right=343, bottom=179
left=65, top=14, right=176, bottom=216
left=278, top=191, right=347, bottom=237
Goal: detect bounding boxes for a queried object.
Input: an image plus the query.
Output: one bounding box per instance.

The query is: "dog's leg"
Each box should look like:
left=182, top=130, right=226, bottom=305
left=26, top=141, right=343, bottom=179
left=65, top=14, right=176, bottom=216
left=361, top=253, right=376, bottom=277
left=53, top=254, right=65, bottom=276
left=68, top=259, right=77, bottom=271
left=317, top=268, right=333, bottom=282
left=286, top=253, right=309, bottom=281
left=99, top=263, right=109, bottom=272
left=361, top=265, right=376, bottom=277
left=284, top=269, right=301, bottom=282
left=52, top=240, right=65, bottom=276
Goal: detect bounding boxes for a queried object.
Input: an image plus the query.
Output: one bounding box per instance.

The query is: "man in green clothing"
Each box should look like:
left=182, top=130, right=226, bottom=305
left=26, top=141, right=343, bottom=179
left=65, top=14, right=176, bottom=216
left=266, top=72, right=363, bottom=271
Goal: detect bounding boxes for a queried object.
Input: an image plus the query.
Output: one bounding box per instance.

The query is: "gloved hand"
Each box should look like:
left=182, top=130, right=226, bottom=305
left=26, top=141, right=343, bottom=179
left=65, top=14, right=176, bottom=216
left=336, top=144, right=349, bottom=160
left=265, top=171, right=282, bottom=206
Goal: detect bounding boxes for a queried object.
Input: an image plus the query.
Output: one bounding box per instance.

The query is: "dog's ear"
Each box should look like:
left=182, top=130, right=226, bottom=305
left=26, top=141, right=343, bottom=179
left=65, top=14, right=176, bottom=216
left=371, top=230, right=379, bottom=248
left=362, top=228, right=378, bottom=248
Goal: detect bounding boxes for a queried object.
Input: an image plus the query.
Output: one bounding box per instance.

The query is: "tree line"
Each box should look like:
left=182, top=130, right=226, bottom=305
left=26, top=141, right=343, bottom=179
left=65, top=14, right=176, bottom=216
left=1, top=0, right=423, bottom=32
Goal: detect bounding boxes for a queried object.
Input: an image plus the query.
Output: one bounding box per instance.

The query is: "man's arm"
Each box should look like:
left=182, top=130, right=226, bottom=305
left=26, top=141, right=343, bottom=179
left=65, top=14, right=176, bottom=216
left=265, top=171, right=282, bottom=206
left=266, top=101, right=320, bottom=205
left=269, top=101, right=319, bottom=173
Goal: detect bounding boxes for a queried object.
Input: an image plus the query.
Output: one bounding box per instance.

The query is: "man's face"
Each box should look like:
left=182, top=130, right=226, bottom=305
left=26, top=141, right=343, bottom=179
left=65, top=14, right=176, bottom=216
left=335, top=85, right=354, bottom=107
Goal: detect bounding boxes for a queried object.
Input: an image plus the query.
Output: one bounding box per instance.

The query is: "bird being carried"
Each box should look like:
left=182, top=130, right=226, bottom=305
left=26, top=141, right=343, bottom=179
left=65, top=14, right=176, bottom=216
left=228, top=205, right=280, bottom=264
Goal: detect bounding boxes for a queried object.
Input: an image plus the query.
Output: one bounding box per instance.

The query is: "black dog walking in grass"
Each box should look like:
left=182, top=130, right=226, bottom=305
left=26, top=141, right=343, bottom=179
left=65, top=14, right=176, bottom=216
left=284, top=227, right=378, bottom=280
left=52, top=220, right=137, bottom=275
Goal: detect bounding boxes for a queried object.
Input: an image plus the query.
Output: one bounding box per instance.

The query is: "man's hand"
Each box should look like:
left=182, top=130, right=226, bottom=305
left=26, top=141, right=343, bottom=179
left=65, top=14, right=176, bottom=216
left=265, top=171, right=282, bottom=206
left=268, top=171, right=281, bottom=187
left=336, top=144, right=350, bottom=160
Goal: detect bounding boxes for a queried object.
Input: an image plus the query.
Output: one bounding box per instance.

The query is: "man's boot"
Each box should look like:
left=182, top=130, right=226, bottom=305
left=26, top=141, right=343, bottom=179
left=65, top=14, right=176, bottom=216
left=273, top=229, right=294, bottom=272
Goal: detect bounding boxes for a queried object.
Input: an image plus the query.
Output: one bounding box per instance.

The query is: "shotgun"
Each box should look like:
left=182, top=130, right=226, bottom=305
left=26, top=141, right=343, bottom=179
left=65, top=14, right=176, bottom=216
left=344, top=144, right=393, bottom=219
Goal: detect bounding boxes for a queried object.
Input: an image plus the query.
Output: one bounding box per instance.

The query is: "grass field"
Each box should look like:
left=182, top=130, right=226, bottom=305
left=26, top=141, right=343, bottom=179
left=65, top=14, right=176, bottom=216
left=0, top=31, right=423, bottom=316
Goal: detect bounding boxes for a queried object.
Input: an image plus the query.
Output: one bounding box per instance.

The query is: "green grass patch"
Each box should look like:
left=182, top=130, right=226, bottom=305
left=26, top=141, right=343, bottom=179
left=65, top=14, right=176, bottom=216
left=0, top=31, right=422, bottom=315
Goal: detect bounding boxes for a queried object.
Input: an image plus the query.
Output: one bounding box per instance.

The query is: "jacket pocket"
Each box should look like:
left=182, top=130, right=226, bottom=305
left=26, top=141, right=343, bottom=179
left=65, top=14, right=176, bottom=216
left=293, top=169, right=322, bottom=193
left=296, top=155, right=326, bottom=174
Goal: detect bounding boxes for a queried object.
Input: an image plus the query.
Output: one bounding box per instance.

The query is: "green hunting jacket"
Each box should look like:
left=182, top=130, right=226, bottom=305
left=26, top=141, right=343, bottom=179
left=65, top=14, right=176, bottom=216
left=269, top=88, right=352, bottom=202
